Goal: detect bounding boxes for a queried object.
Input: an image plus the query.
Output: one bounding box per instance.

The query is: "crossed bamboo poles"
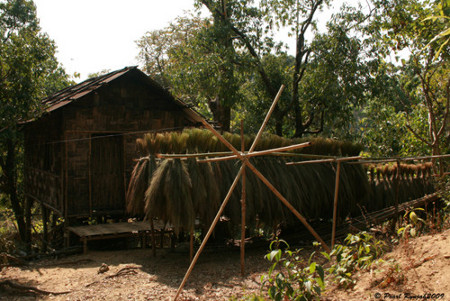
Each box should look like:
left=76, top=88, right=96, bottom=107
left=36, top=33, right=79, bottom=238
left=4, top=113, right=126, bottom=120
left=173, top=85, right=330, bottom=300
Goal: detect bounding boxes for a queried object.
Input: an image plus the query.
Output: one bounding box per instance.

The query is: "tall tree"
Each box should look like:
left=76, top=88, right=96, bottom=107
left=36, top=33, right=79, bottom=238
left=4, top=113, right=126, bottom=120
left=0, top=0, right=70, bottom=243
left=137, top=13, right=244, bottom=131
left=366, top=0, right=449, bottom=160
left=186, top=0, right=329, bottom=136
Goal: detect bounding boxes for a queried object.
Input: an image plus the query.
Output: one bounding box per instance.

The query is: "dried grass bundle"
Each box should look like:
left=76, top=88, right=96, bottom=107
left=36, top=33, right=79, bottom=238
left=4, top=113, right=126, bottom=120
left=126, top=158, right=149, bottom=215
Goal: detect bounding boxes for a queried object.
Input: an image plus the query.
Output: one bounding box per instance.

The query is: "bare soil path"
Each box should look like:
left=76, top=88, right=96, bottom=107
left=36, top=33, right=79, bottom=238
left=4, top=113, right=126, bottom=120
left=1, top=228, right=449, bottom=300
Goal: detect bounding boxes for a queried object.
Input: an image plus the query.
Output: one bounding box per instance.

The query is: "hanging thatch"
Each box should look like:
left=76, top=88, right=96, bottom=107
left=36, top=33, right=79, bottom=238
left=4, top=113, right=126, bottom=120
left=127, top=129, right=435, bottom=235
left=365, top=162, right=435, bottom=212
left=136, top=128, right=363, bottom=157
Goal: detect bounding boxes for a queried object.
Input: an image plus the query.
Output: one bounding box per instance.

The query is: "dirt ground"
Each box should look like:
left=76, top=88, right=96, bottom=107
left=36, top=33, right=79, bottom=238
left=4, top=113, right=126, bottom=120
left=322, top=228, right=450, bottom=301
left=1, top=228, right=449, bottom=300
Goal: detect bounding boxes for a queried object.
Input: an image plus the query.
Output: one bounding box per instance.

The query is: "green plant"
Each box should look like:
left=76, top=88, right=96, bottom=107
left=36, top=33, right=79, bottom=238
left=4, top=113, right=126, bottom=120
left=397, top=207, right=426, bottom=239
left=0, top=208, right=18, bottom=253
left=328, top=232, right=386, bottom=288
left=436, top=174, right=450, bottom=228
left=260, top=238, right=325, bottom=301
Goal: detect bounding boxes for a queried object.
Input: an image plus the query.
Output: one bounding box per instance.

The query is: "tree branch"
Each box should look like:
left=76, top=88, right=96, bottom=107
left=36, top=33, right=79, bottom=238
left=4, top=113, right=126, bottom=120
left=303, top=110, right=325, bottom=135
left=404, top=123, right=432, bottom=146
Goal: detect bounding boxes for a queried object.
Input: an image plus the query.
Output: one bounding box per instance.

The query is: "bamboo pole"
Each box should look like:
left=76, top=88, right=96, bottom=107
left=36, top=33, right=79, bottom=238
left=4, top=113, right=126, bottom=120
left=240, top=120, right=246, bottom=276
left=348, top=154, right=450, bottom=165
left=200, top=111, right=329, bottom=252
left=197, top=142, right=312, bottom=163
left=174, top=167, right=244, bottom=300
left=175, top=85, right=327, bottom=300
left=154, top=150, right=340, bottom=161
left=156, top=151, right=233, bottom=159
left=286, top=156, right=362, bottom=166
left=395, top=160, right=400, bottom=217
left=250, top=85, right=285, bottom=153
left=331, top=161, right=341, bottom=248
left=242, top=160, right=331, bottom=253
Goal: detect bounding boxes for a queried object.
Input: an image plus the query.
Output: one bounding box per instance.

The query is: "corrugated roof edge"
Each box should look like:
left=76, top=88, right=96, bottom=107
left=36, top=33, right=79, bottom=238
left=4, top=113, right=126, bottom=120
left=42, top=66, right=136, bottom=112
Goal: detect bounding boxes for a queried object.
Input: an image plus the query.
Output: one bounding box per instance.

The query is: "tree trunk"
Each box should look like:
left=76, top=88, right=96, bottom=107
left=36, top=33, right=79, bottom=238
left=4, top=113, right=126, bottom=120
left=4, top=136, right=27, bottom=242
left=208, top=99, right=231, bottom=131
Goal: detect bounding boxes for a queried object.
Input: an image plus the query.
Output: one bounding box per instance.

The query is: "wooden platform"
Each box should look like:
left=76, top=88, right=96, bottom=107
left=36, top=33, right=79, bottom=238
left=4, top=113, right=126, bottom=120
left=67, top=221, right=165, bottom=254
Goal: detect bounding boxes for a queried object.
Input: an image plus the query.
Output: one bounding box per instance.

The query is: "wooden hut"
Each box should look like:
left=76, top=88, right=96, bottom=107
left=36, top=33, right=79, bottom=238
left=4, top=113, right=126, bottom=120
left=23, top=67, right=204, bottom=229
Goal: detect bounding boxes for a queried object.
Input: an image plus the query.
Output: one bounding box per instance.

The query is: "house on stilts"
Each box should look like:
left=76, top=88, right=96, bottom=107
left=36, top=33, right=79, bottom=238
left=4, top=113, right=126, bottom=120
left=23, top=66, right=204, bottom=250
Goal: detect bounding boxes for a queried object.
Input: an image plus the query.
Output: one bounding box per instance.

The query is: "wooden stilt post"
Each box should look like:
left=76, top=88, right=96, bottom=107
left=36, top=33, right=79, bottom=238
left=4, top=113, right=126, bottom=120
left=25, top=196, right=32, bottom=252
left=395, top=159, right=401, bottom=216
left=150, top=218, right=156, bottom=257
left=331, top=160, right=341, bottom=248
left=42, top=203, right=48, bottom=252
left=174, top=167, right=244, bottom=300
left=240, top=120, right=246, bottom=276
left=395, top=159, right=401, bottom=229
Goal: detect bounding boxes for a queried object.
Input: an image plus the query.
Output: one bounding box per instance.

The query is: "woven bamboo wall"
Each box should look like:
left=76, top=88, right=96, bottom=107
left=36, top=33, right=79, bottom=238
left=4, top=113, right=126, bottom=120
left=24, top=73, right=199, bottom=219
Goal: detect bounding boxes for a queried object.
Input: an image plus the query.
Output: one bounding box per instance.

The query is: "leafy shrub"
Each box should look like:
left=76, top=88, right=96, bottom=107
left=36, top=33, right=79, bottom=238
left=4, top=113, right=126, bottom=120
left=0, top=207, right=18, bottom=253
left=260, top=239, right=325, bottom=301
left=328, top=232, right=386, bottom=288
left=397, top=207, right=426, bottom=239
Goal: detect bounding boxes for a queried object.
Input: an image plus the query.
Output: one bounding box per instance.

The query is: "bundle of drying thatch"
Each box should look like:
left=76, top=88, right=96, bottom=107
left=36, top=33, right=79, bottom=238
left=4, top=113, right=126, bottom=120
left=127, top=129, right=368, bottom=231
left=126, top=156, right=157, bottom=215
left=365, top=162, right=435, bottom=212
left=136, top=128, right=363, bottom=157
left=126, top=129, right=435, bottom=235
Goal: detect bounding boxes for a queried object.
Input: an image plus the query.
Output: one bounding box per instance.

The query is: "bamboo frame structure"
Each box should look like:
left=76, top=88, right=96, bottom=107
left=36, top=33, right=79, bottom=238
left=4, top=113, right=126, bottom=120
left=348, top=154, right=450, bottom=165
left=285, top=156, right=363, bottom=248
left=174, top=85, right=331, bottom=300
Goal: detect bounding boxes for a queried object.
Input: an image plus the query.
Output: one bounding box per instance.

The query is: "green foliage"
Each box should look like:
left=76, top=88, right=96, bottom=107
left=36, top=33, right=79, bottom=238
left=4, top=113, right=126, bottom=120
left=260, top=239, right=325, bottom=301
left=362, top=0, right=449, bottom=157
left=0, top=0, right=70, bottom=243
left=328, top=232, right=386, bottom=288
left=397, top=207, right=426, bottom=239
left=0, top=207, right=18, bottom=253
left=0, top=0, right=70, bottom=129
left=437, top=174, right=450, bottom=227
